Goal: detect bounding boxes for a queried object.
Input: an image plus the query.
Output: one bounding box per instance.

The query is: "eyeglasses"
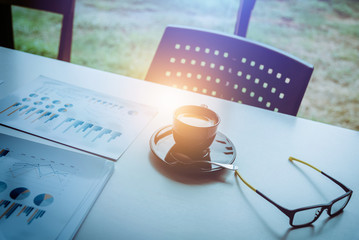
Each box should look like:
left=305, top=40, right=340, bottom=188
left=235, top=157, right=353, bottom=228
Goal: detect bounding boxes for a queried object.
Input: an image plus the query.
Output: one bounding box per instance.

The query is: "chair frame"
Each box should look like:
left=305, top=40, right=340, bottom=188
left=0, top=0, right=75, bottom=62
left=234, top=0, right=256, bottom=37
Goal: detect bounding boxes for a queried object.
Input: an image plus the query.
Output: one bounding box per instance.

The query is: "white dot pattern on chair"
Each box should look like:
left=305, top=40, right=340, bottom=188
left=146, top=26, right=313, bottom=116
left=165, top=44, right=299, bottom=112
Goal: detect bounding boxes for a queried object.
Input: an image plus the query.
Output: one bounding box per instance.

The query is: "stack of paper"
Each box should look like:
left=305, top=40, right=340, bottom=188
left=0, top=133, right=113, bottom=239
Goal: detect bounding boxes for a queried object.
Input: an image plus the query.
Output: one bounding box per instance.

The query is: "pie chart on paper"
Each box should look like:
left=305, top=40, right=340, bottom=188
left=34, top=193, right=54, bottom=207
left=9, top=187, right=31, bottom=200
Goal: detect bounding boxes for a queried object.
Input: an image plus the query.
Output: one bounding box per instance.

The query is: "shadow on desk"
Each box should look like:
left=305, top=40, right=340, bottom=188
left=149, top=152, right=232, bottom=185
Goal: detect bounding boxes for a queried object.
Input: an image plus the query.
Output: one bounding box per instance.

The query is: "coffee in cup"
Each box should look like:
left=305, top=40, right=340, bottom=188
left=172, top=105, right=220, bottom=154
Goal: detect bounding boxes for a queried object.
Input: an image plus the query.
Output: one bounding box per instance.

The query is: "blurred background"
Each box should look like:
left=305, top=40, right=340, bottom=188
left=10, top=0, right=359, bottom=130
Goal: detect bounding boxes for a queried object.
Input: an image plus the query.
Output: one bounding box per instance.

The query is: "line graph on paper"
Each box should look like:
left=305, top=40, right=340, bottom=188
left=0, top=75, right=157, bottom=160
left=8, top=162, right=70, bottom=184
left=1, top=148, right=78, bottom=190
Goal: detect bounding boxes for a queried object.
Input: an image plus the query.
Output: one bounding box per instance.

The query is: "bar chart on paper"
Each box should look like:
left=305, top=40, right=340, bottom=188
left=0, top=133, right=114, bottom=240
left=0, top=75, right=157, bottom=160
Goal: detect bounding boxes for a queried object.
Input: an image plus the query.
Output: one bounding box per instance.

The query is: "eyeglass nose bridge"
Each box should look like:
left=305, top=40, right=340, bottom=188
left=314, top=207, right=324, bottom=221
left=315, top=203, right=336, bottom=221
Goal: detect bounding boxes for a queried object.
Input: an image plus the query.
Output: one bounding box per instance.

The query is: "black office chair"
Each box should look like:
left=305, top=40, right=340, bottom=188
left=146, top=25, right=314, bottom=116
left=234, top=0, right=256, bottom=37
left=0, top=0, right=75, bottom=62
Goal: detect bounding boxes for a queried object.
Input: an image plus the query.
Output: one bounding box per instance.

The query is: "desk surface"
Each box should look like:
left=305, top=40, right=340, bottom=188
left=1, top=47, right=358, bottom=240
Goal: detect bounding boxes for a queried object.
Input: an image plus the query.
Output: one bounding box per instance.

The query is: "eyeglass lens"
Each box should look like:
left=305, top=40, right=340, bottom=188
left=330, top=195, right=351, bottom=215
left=292, top=207, right=322, bottom=226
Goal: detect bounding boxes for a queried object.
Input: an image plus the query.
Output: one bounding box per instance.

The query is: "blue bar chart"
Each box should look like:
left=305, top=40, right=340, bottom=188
left=0, top=198, right=46, bottom=225
left=0, top=76, right=157, bottom=160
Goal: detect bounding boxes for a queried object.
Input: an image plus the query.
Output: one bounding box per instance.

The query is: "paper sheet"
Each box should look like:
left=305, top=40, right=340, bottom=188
left=0, top=75, right=157, bottom=160
left=0, top=133, right=114, bottom=239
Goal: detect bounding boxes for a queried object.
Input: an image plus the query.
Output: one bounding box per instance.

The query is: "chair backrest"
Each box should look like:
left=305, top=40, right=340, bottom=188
left=234, top=0, right=256, bottom=37
left=146, top=25, right=314, bottom=116
left=0, top=0, right=75, bottom=62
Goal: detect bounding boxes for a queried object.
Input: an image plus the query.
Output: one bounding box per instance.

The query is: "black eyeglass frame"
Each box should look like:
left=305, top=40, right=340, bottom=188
left=235, top=157, right=353, bottom=228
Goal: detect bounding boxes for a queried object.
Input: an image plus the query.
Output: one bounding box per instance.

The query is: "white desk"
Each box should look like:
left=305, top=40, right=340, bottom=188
left=1, top=47, right=358, bottom=240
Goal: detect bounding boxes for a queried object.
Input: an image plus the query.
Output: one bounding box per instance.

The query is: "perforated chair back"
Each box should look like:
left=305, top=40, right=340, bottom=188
left=0, top=0, right=75, bottom=62
left=146, top=26, right=314, bottom=116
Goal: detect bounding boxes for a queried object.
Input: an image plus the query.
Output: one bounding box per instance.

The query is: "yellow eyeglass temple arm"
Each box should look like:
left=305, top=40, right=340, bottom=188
left=289, top=156, right=322, bottom=173
left=235, top=170, right=256, bottom=192
left=235, top=157, right=323, bottom=194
